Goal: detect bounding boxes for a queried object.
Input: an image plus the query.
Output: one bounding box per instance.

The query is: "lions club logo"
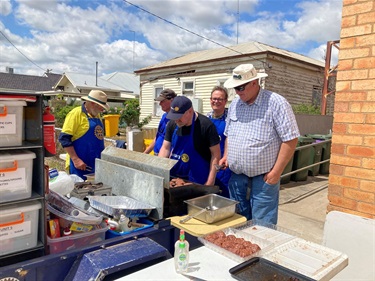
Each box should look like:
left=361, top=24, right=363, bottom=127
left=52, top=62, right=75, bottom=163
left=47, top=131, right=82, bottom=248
left=95, top=125, right=104, bottom=140
left=181, top=153, right=189, bottom=163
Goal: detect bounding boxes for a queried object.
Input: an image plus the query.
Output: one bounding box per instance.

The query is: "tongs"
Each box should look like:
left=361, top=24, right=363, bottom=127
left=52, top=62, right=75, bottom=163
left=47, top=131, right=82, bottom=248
left=179, top=207, right=211, bottom=224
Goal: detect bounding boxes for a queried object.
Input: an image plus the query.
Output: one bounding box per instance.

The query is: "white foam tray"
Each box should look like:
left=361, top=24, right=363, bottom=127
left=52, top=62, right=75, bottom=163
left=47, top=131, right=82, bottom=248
left=263, top=237, right=348, bottom=281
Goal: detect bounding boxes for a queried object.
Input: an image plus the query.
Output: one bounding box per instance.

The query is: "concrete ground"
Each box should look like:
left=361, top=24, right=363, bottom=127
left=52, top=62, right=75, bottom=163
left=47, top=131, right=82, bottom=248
left=278, top=175, right=329, bottom=244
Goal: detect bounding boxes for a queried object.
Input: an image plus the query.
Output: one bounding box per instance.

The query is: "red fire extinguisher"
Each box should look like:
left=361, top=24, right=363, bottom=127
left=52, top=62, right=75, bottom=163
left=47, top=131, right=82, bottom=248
left=43, top=106, right=56, bottom=157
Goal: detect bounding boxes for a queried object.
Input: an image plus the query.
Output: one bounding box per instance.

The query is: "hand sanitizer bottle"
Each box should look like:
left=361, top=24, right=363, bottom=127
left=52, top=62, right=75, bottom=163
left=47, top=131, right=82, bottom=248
left=174, top=229, right=189, bottom=273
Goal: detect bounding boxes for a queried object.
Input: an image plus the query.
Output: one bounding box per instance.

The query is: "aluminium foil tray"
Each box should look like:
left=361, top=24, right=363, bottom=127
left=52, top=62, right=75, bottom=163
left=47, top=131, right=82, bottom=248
left=88, top=196, right=156, bottom=218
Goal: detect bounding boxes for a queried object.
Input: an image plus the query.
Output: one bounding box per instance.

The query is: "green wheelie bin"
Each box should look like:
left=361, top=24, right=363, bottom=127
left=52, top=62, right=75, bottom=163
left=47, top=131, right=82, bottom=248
left=306, top=134, right=332, bottom=174
left=291, top=136, right=314, bottom=181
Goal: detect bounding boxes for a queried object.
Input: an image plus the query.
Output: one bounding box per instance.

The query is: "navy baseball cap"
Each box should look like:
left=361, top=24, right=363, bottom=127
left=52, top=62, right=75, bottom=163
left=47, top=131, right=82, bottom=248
left=166, top=96, right=192, bottom=120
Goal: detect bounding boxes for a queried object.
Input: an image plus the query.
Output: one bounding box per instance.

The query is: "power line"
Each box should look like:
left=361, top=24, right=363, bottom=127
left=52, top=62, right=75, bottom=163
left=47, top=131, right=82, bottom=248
left=123, top=0, right=271, bottom=68
left=0, top=30, right=47, bottom=72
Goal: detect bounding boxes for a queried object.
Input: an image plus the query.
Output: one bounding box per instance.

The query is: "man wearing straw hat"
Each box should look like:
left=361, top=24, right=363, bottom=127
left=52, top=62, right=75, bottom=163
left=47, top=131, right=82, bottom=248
left=59, top=90, right=110, bottom=180
left=220, top=64, right=300, bottom=224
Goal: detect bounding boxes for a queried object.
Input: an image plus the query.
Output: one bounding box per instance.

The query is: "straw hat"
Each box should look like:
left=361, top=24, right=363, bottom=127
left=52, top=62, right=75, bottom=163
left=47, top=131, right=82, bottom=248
left=81, top=90, right=110, bottom=111
left=224, top=64, right=268, bottom=88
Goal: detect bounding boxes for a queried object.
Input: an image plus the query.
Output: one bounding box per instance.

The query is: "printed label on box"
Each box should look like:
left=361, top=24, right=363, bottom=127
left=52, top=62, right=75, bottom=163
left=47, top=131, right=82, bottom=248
left=0, top=114, right=17, bottom=134
left=0, top=167, right=27, bottom=192
left=0, top=220, right=31, bottom=241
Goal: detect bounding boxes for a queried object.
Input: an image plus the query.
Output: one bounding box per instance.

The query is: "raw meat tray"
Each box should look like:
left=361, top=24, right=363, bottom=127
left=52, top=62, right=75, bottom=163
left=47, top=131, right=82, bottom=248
left=88, top=196, right=156, bottom=218
left=198, top=227, right=274, bottom=263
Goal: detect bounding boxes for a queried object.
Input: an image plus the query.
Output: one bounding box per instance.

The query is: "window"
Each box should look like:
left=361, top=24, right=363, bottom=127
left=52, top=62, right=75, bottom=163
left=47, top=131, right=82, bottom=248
left=154, top=86, right=164, bottom=117
left=182, top=80, right=194, bottom=97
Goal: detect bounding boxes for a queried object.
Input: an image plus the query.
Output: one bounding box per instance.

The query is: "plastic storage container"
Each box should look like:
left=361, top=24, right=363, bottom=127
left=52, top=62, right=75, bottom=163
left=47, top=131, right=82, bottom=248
left=0, top=150, right=36, bottom=203
left=47, top=222, right=108, bottom=254
left=291, top=136, right=314, bottom=181
left=0, top=100, right=27, bottom=147
left=0, top=201, right=41, bottom=255
left=103, top=114, right=120, bottom=137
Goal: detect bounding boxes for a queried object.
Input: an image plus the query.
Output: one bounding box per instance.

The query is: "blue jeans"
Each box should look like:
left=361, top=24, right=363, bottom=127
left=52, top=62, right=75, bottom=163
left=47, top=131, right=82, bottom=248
left=228, top=173, right=280, bottom=224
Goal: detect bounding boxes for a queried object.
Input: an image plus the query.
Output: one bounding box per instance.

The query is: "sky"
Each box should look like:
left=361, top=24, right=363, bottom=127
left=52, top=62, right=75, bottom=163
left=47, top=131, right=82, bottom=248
left=0, top=0, right=343, bottom=76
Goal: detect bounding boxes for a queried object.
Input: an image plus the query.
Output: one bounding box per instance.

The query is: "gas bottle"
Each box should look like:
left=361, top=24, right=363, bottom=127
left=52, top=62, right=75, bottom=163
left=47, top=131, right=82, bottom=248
left=43, top=106, right=56, bottom=156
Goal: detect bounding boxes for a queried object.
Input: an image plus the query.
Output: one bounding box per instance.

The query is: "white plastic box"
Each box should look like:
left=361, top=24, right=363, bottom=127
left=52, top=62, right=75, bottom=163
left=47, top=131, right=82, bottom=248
left=0, top=150, right=36, bottom=203
left=0, top=100, right=27, bottom=147
left=47, top=222, right=108, bottom=254
left=0, top=201, right=41, bottom=256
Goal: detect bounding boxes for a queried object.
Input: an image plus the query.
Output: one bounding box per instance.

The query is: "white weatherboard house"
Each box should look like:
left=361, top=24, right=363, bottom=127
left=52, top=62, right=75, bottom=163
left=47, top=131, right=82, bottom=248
left=135, top=41, right=334, bottom=130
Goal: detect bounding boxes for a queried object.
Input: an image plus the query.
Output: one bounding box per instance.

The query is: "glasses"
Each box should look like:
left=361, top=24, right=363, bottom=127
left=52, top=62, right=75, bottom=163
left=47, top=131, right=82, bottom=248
left=234, top=82, right=250, bottom=92
left=210, top=98, right=226, bottom=102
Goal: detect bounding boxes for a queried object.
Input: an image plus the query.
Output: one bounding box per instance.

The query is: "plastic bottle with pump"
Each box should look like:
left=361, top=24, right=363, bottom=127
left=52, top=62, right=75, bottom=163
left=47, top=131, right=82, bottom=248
left=174, top=229, right=189, bottom=273
left=118, top=214, right=131, bottom=232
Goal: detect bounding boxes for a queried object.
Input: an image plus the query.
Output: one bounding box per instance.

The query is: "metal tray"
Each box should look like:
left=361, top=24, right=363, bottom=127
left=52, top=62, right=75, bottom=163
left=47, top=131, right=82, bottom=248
left=88, top=196, right=156, bottom=218
left=229, top=257, right=315, bottom=281
left=198, top=227, right=273, bottom=263
left=184, top=194, right=238, bottom=224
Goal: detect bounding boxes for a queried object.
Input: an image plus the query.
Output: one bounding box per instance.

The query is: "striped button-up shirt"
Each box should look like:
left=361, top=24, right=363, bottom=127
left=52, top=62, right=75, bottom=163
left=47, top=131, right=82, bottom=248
left=224, top=89, right=300, bottom=177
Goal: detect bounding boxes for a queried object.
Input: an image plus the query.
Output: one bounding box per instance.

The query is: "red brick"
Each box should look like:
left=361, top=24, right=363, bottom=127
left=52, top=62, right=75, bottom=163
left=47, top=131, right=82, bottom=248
left=350, top=102, right=363, bottom=112
left=370, top=69, right=375, bottom=78
left=364, top=136, right=375, bottom=146
left=339, top=48, right=370, bottom=60
left=335, top=81, right=351, bottom=91
left=333, top=101, right=350, bottom=112
left=337, top=69, right=369, bottom=80
left=368, top=91, right=375, bottom=101
left=363, top=158, right=375, bottom=169
left=357, top=202, right=375, bottom=215
left=338, top=59, right=353, bottom=71
left=331, top=143, right=346, bottom=154
left=366, top=114, right=375, bottom=123
left=333, top=113, right=365, bottom=123
left=332, top=124, right=347, bottom=134
left=330, top=164, right=345, bottom=175
left=341, top=24, right=373, bottom=37
left=358, top=11, right=375, bottom=24
left=348, top=124, right=375, bottom=134
left=341, top=17, right=357, bottom=28
left=328, top=184, right=344, bottom=196
left=334, top=91, right=367, bottom=101
left=328, top=194, right=358, bottom=209
left=344, top=187, right=374, bottom=203
left=331, top=175, right=360, bottom=188
left=332, top=135, right=363, bottom=146
left=343, top=0, right=357, bottom=5
left=331, top=154, right=362, bottom=166
left=356, top=34, right=375, bottom=47
left=352, top=79, right=375, bottom=90
left=361, top=103, right=375, bottom=113
left=360, top=180, right=375, bottom=192
left=346, top=166, right=375, bottom=180
left=342, top=1, right=374, bottom=17
left=353, top=57, right=375, bottom=69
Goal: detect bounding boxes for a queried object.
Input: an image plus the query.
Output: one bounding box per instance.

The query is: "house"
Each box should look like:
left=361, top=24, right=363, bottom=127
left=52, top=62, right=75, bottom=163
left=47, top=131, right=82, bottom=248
left=0, top=71, right=62, bottom=93
left=101, top=72, right=140, bottom=96
left=135, top=41, right=335, bottom=129
left=50, top=72, right=138, bottom=102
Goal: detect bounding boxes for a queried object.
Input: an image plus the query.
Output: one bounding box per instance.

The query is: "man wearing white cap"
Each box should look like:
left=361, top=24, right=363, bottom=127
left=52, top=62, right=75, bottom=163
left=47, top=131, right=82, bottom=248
left=59, top=90, right=109, bottom=180
left=220, top=64, right=300, bottom=224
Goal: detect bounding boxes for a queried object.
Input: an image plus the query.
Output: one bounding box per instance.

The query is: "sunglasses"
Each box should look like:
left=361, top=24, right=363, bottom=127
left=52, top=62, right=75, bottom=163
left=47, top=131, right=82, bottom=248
left=234, top=82, right=250, bottom=92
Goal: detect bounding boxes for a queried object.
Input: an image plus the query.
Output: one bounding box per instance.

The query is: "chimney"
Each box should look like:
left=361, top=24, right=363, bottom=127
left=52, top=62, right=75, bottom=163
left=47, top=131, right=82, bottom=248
left=5, top=67, right=14, bottom=74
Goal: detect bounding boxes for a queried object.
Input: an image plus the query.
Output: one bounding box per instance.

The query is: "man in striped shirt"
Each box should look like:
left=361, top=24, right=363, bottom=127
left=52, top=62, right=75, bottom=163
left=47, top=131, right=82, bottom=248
left=220, top=64, right=300, bottom=224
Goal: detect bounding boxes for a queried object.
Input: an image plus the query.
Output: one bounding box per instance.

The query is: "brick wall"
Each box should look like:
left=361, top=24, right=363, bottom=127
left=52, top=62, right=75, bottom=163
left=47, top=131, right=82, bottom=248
left=328, top=0, right=375, bottom=218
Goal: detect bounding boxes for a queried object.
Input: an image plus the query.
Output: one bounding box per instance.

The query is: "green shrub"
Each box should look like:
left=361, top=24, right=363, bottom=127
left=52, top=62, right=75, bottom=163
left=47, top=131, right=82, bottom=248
left=292, top=104, right=320, bottom=115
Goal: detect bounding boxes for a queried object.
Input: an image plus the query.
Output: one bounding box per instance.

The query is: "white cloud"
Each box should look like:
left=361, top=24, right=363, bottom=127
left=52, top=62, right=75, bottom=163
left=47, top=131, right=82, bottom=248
left=0, top=0, right=12, bottom=16
left=0, top=0, right=342, bottom=75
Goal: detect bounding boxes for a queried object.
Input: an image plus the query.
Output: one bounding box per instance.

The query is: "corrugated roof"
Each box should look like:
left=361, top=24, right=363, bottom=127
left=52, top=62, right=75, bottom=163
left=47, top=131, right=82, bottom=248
left=57, top=72, right=130, bottom=92
left=136, top=41, right=325, bottom=72
left=101, top=72, right=140, bottom=96
left=0, top=72, right=62, bottom=91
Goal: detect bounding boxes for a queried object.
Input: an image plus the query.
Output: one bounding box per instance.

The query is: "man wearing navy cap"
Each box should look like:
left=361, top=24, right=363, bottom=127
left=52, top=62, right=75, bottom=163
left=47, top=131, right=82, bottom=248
left=158, top=96, right=221, bottom=186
